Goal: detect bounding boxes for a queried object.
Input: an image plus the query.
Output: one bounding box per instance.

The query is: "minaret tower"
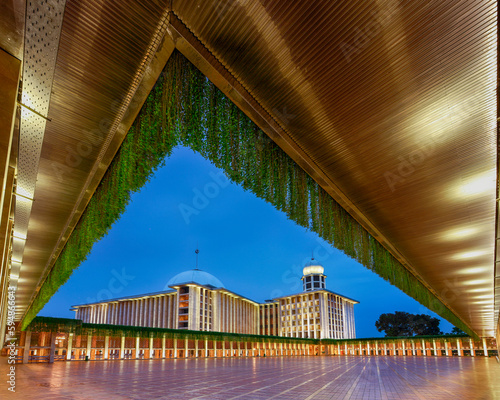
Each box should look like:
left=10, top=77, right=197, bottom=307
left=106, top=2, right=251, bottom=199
left=301, top=257, right=326, bottom=291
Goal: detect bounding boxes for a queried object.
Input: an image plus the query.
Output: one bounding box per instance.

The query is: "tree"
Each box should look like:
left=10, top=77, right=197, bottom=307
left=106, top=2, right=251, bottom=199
left=450, top=327, right=466, bottom=335
left=375, top=311, right=413, bottom=336
left=375, top=311, right=441, bottom=337
left=409, top=314, right=441, bottom=335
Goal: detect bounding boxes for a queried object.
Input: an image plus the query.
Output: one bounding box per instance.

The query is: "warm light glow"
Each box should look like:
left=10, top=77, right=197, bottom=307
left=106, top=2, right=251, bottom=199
left=457, top=172, right=495, bottom=197
left=13, top=231, right=27, bottom=240
left=303, top=266, right=324, bottom=276
left=457, top=266, right=489, bottom=275
left=472, top=294, right=493, bottom=299
left=466, top=287, right=490, bottom=293
left=453, top=250, right=487, bottom=260
left=461, top=279, right=489, bottom=286
left=441, top=227, right=478, bottom=241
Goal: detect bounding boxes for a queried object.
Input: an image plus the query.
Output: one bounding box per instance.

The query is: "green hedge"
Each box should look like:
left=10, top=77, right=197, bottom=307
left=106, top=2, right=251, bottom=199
left=27, top=317, right=312, bottom=344
left=20, top=51, right=475, bottom=339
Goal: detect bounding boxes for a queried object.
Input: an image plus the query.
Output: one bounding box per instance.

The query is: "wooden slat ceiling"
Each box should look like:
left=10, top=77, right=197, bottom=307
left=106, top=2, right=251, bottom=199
left=4, top=0, right=497, bottom=337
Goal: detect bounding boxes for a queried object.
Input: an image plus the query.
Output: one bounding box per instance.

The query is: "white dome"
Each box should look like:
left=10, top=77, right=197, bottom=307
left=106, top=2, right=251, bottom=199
left=167, top=269, right=224, bottom=288
left=303, top=258, right=324, bottom=276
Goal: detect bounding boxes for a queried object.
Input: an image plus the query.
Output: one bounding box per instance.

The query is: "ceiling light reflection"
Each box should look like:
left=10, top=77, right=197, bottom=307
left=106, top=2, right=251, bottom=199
left=453, top=250, right=487, bottom=260
left=457, top=172, right=495, bottom=197
left=442, top=227, right=478, bottom=241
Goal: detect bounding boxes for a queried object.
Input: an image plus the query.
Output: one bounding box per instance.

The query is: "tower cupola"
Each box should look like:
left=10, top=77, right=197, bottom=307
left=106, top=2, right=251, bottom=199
left=301, top=258, right=326, bottom=291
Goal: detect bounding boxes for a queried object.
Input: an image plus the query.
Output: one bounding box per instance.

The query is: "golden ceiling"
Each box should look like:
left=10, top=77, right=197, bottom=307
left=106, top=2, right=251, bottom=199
left=0, top=0, right=497, bottom=337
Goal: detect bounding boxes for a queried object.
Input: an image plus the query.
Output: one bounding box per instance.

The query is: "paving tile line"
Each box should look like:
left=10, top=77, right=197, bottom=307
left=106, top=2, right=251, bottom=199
left=393, top=356, right=485, bottom=390
left=379, top=357, right=451, bottom=400
left=373, top=358, right=390, bottom=400
left=390, top=357, right=473, bottom=392
left=302, top=358, right=366, bottom=400
left=221, top=359, right=362, bottom=400
left=187, top=361, right=331, bottom=400
left=267, top=358, right=366, bottom=400
left=183, top=359, right=327, bottom=397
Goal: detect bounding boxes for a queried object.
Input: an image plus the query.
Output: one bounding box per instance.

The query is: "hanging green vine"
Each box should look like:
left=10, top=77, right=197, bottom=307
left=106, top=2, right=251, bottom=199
left=21, top=51, right=475, bottom=339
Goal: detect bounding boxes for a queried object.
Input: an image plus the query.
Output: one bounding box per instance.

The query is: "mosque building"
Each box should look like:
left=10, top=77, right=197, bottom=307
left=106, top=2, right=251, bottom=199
left=71, top=258, right=358, bottom=339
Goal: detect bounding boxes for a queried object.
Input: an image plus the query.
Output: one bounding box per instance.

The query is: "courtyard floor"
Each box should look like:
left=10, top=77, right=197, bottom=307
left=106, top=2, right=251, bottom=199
left=1, top=356, right=499, bottom=399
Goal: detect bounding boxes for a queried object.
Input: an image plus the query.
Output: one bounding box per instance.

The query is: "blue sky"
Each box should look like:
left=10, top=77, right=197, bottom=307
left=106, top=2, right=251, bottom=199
left=40, top=146, right=454, bottom=337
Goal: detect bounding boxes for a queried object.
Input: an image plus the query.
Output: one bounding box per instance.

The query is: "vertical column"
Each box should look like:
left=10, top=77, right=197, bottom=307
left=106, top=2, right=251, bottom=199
left=375, top=341, right=378, bottom=356
left=421, top=340, right=426, bottom=356
left=222, top=341, right=225, bottom=357
left=230, top=341, right=233, bottom=357
left=383, top=343, right=387, bottom=356
left=153, top=297, right=158, bottom=328
left=392, top=343, right=396, bottom=356
left=195, top=340, right=199, bottom=358
left=205, top=339, right=208, bottom=358
left=482, top=338, right=488, bottom=357
left=445, top=340, right=449, bottom=357
left=23, top=331, right=31, bottom=364
left=412, top=341, right=415, bottom=356
left=86, top=334, right=92, bottom=360
left=367, top=342, right=370, bottom=356
left=120, top=335, right=125, bottom=359
left=470, top=339, right=475, bottom=357
left=173, top=338, right=177, bottom=358
left=162, top=335, right=166, bottom=358
left=433, top=340, right=437, bottom=356
left=402, top=340, right=406, bottom=356
left=49, top=333, right=56, bottom=363
left=457, top=339, right=462, bottom=357
left=185, top=338, right=188, bottom=358
left=104, top=335, right=109, bottom=360
left=135, top=336, right=140, bottom=359
left=161, top=297, right=167, bottom=328
left=149, top=337, right=154, bottom=359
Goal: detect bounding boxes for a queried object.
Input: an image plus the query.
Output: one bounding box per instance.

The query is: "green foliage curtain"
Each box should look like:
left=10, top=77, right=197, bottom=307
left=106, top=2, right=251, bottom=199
left=21, top=51, right=474, bottom=338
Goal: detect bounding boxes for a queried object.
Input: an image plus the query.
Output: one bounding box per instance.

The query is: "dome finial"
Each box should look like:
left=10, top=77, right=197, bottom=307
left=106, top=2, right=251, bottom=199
left=195, top=246, right=200, bottom=270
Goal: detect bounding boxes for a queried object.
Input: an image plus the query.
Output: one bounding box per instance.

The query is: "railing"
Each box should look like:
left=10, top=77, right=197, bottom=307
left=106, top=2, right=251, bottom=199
left=29, top=355, right=50, bottom=363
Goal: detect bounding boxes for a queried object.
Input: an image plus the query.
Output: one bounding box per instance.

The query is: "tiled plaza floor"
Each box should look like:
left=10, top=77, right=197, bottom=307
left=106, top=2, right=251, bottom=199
left=1, top=356, right=499, bottom=399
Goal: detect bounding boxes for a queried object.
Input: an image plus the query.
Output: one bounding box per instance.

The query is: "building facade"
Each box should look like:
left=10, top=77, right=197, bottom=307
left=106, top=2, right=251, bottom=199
left=72, top=259, right=358, bottom=339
